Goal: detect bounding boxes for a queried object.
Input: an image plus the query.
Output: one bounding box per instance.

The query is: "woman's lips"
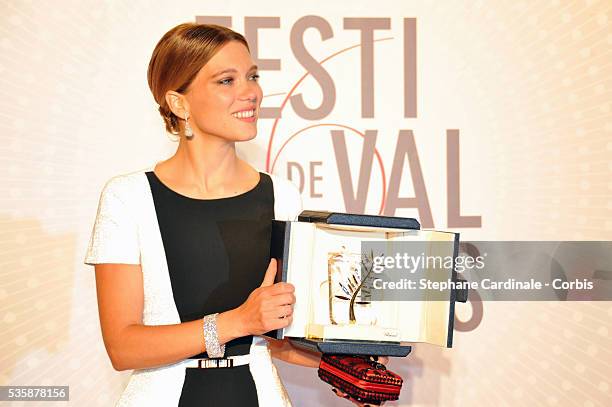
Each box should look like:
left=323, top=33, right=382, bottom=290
left=234, top=114, right=256, bottom=123
left=231, top=108, right=256, bottom=123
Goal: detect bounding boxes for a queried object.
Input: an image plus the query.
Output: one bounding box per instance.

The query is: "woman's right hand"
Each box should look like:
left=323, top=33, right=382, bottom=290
left=235, top=258, right=296, bottom=335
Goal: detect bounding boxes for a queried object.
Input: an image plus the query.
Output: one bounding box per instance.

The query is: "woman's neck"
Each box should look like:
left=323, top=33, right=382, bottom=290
left=163, top=136, right=244, bottom=192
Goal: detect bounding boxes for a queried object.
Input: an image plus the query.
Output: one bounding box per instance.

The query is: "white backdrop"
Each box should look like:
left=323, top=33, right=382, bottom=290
left=1, top=1, right=611, bottom=406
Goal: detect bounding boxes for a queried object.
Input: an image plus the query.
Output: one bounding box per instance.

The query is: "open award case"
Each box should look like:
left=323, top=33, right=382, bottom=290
left=266, top=211, right=465, bottom=356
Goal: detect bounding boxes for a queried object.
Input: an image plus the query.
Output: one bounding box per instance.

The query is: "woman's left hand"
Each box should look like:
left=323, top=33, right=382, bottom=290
left=331, top=356, right=390, bottom=406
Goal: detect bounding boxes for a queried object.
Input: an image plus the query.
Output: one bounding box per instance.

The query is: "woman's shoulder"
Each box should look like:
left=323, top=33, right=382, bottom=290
left=261, top=171, right=303, bottom=221
left=262, top=171, right=300, bottom=197
left=98, top=166, right=152, bottom=201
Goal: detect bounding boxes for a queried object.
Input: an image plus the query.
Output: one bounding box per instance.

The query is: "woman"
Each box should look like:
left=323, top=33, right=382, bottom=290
left=85, top=22, right=384, bottom=406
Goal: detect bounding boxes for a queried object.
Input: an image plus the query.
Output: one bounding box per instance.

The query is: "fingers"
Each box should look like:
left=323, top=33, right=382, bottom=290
left=248, top=259, right=298, bottom=334
left=332, top=388, right=371, bottom=406
left=269, top=292, right=295, bottom=307
left=256, top=292, right=294, bottom=312
left=261, top=304, right=293, bottom=320
left=264, top=313, right=293, bottom=330
left=260, top=258, right=277, bottom=287
left=369, top=355, right=389, bottom=365
left=267, top=281, right=295, bottom=295
left=332, top=388, right=348, bottom=398
left=259, top=259, right=294, bottom=294
left=278, top=304, right=293, bottom=318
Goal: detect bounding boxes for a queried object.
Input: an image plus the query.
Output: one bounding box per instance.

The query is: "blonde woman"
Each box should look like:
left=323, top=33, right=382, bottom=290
left=85, top=22, right=385, bottom=406
left=84, top=23, right=323, bottom=406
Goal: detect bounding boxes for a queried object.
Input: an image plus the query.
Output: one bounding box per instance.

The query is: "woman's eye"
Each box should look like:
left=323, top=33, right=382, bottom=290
left=218, top=74, right=259, bottom=85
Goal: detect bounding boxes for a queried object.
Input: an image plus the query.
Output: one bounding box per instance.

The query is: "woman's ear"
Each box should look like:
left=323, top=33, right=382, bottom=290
left=165, top=90, right=189, bottom=118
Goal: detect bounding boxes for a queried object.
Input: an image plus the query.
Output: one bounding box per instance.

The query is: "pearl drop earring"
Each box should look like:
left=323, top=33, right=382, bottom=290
left=184, top=112, right=194, bottom=139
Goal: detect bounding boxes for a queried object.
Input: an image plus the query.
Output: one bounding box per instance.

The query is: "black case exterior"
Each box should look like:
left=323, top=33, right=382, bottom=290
left=266, top=210, right=464, bottom=355
left=297, top=210, right=421, bottom=230
left=264, top=220, right=292, bottom=339
left=270, top=220, right=291, bottom=285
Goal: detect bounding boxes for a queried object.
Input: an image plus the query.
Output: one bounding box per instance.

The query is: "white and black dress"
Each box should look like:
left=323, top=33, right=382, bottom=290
left=84, top=164, right=302, bottom=406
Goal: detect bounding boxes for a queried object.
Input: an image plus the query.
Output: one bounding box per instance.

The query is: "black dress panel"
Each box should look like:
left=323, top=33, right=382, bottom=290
left=145, top=171, right=274, bottom=406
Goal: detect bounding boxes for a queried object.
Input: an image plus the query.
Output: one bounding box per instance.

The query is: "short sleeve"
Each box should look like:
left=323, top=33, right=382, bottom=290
left=270, top=174, right=303, bottom=222
left=84, top=177, right=141, bottom=266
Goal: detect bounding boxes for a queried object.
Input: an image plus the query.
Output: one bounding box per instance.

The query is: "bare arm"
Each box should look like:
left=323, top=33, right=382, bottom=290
left=95, top=259, right=293, bottom=371
left=267, top=337, right=391, bottom=406
left=266, top=337, right=322, bottom=368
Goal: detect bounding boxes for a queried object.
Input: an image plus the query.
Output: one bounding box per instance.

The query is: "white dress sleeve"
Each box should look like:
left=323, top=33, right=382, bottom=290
left=84, top=176, right=141, bottom=266
left=269, top=173, right=303, bottom=221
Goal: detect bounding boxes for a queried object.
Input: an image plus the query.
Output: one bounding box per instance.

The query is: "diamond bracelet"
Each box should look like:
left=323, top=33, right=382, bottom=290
left=202, top=313, right=225, bottom=358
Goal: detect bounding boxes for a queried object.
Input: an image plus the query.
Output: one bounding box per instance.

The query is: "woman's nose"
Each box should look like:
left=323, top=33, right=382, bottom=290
left=239, top=82, right=259, bottom=103
left=239, top=91, right=257, bottom=103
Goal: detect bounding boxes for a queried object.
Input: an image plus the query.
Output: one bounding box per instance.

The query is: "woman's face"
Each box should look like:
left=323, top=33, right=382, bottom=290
left=184, top=41, right=263, bottom=142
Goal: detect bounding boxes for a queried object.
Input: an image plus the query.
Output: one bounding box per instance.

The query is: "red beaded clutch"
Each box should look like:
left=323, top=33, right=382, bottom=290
left=318, top=354, right=403, bottom=405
